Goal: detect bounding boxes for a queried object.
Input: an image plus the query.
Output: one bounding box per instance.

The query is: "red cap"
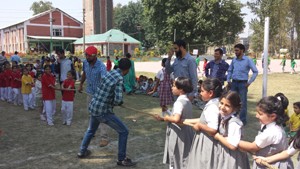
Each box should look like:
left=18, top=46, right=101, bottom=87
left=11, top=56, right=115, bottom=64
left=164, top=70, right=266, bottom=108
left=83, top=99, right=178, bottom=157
left=85, top=46, right=97, bottom=56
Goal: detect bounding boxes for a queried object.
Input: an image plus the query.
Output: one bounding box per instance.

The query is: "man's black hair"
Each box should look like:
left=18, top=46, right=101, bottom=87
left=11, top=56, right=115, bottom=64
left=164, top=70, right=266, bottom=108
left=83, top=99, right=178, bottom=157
left=173, top=39, right=186, bottom=49
left=118, top=58, right=132, bottom=70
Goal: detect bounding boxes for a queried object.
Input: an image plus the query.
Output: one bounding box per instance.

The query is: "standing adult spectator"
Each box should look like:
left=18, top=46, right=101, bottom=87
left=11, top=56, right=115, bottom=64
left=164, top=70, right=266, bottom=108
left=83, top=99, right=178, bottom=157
left=55, top=49, right=74, bottom=84
left=10, top=51, right=21, bottom=64
left=205, top=48, right=229, bottom=85
left=0, top=51, right=7, bottom=66
left=78, top=46, right=110, bottom=147
left=227, top=43, right=258, bottom=125
left=165, top=39, right=198, bottom=99
left=123, top=53, right=136, bottom=95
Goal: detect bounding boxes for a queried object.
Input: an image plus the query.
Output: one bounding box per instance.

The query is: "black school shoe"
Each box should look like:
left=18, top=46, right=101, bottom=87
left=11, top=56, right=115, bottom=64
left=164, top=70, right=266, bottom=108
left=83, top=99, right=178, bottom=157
left=77, top=149, right=91, bottom=158
left=117, top=157, right=137, bottom=167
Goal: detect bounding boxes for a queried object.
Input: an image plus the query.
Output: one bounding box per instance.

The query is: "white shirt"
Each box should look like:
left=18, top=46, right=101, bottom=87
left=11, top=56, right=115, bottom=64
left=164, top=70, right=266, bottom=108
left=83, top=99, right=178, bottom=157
left=60, top=58, right=72, bottom=82
left=156, top=68, right=164, bottom=81
left=203, top=98, right=219, bottom=130
left=35, top=80, right=42, bottom=98
left=221, top=113, right=242, bottom=147
left=287, top=141, right=299, bottom=156
left=172, top=95, right=189, bottom=115
left=255, top=122, right=284, bottom=148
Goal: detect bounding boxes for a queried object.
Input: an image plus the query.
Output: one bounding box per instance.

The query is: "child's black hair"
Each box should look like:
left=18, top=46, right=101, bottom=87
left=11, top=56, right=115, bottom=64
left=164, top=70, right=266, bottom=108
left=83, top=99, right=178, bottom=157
left=201, top=78, right=223, bottom=98
left=274, top=93, right=289, bottom=110
left=291, top=129, right=300, bottom=149
left=44, top=64, right=51, bottom=70
left=162, top=58, right=167, bottom=67
left=220, top=91, right=241, bottom=113
left=294, top=102, right=300, bottom=109
left=256, top=96, right=289, bottom=125
left=174, top=77, right=193, bottom=94
left=68, top=70, right=77, bottom=80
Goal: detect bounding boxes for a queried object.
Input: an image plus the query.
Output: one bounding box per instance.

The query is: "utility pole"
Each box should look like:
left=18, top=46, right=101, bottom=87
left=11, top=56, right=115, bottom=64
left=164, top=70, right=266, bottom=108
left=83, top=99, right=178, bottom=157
left=83, top=0, right=86, bottom=53
left=262, top=17, right=270, bottom=97
left=49, top=15, right=53, bottom=56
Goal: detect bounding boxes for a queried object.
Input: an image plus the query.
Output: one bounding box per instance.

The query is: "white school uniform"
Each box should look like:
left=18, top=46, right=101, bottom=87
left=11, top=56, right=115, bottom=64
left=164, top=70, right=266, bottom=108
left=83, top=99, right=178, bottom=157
left=23, top=94, right=31, bottom=110
left=0, top=87, right=5, bottom=101
left=253, top=122, right=293, bottom=169
left=61, top=100, right=73, bottom=125
left=44, top=100, right=56, bottom=125
left=12, top=88, right=22, bottom=105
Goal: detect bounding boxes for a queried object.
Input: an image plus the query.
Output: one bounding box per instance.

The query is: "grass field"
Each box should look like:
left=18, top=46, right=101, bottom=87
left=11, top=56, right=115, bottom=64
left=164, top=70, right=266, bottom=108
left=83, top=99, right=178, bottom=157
left=0, top=72, right=299, bottom=169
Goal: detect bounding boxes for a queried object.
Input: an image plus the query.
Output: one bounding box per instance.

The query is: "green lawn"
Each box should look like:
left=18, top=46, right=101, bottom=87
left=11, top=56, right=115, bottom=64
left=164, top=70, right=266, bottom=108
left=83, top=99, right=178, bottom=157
left=0, top=72, right=299, bottom=168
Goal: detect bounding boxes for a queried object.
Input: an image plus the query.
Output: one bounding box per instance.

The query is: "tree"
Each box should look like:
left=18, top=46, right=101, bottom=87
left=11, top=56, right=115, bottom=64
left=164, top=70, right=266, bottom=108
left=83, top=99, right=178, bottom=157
left=142, top=0, right=245, bottom=52
left=247, top=0, right=300, bottom=58
left=30, top=0, right=53, bottom=15
left=113, top=2, right=144, bottom=42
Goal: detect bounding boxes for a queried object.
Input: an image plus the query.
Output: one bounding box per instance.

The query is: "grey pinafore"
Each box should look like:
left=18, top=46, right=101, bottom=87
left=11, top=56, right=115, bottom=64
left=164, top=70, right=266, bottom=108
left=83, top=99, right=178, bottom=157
left=163, top=96, right=194, bottom=169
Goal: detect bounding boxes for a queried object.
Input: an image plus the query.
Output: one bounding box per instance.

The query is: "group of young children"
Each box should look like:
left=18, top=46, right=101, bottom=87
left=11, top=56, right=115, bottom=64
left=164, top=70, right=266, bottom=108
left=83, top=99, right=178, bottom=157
left=153, top=76, right=300, bottom=169
left=0, top=60, right=76, bottom=126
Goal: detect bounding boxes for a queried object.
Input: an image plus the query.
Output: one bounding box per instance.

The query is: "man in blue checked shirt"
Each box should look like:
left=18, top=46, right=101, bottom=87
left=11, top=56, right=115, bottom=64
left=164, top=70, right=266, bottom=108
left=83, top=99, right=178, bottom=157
left=77, top=58, right=137, bottom=167
left=227, top=43, right=258, bottom=126
left=78, top=46, right=110, bottom=147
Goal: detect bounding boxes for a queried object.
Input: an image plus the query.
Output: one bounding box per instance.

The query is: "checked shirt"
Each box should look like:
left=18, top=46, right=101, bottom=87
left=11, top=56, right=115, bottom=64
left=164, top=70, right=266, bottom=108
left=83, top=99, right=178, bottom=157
left=89, top=69, right=123, bottom=116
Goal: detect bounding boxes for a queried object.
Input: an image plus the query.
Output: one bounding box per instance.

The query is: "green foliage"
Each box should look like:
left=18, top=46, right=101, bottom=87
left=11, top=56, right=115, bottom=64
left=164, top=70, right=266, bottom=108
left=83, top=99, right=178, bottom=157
left=142, top=0, right=245, bottom=48
left=30, top=0, right=53, bottom=15
left=248, top=0, right=300, bottom=58
left=113, top=2, right=144, bottom=42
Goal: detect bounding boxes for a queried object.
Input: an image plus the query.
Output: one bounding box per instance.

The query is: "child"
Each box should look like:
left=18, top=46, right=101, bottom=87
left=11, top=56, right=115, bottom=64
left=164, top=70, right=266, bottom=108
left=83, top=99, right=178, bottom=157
left=147, top=78, right=154, bottom=93
left=27, top=64, right=36, bottom=108
left=154, top=77, right=194, bottom=169
left=202, top=58, right=208, bottom=77
left=21, top=68, right=34, bottom=111
left=42, top=65, right=56, bottom=126
left=148, top=58, right=173, bottom=115
left=288, top=102, right=300, bottom=137
left=280, top=56, right=286, bottom=72
left=254, top=129, right=300, bottom=168
left=3, top=61, right=12, bottom=102
left=213, top=91, right=250, bottom=169
left=11, top=65, right=22, bottom=105
left=291, top=58, right=297, bottom=74
left=182, top=78, right=223, bottom=168
left=61, top=70, right=76, bottom=125
left=35, top=73, right=45, bottom=121
left=238, top=95, right=293, bottom=168
left=106, top=56, right=112, bottom=71
left=74, top=59, right=82, bottom=81
left=113, top=56, right=119, bottom=69
left=0, top=67, right=5, bottom=101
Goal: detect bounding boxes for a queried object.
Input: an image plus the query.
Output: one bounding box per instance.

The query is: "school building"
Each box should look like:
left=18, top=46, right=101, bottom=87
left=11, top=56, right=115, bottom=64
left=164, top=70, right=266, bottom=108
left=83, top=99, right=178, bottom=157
left=0, top=8, right=83, bottom=55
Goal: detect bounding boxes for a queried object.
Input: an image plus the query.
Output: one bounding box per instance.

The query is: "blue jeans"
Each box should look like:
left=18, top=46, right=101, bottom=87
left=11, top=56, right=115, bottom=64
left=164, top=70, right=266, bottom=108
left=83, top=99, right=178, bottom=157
left=80, top=113, right=129, bottom=161
left=231, top=81, right=248, bottom=124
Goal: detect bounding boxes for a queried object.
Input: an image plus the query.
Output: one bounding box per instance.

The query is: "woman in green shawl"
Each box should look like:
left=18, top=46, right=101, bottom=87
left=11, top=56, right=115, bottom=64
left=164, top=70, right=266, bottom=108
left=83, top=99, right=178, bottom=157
left=123, top=53, right=136, bottom=94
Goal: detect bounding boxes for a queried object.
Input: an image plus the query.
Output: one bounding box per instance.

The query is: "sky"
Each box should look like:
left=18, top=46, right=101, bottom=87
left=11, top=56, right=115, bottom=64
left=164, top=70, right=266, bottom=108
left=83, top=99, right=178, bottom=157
left=0, top=0, right=253, bottom=37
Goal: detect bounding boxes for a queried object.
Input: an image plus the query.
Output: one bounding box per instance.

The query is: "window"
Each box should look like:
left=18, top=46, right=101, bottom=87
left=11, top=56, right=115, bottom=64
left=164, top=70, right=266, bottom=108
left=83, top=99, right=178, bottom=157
left=52, top=28, right=62, bottom=37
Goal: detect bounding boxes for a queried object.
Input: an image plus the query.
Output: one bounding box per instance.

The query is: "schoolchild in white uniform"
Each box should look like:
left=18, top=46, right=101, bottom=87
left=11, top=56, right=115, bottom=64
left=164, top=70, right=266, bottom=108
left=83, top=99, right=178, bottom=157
left=254, top=127, right=300, bottom=168
left=239, top=95, right=293, bottom=169
left=61, top=70, right=76, bottom=126
left=213, top=91, right=250, bottom=169
left=11, top=65, right=22, bottom=106
left=182, top=78, right=223, bottom=169
left=154, top=77, right=194, bottom=169
left=35, top=73, right=45, bottom=121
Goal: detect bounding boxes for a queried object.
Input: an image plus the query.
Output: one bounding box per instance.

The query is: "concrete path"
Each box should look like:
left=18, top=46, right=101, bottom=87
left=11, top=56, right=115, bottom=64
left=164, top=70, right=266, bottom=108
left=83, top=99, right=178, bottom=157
left=134, top=59, right=300, bottom=74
